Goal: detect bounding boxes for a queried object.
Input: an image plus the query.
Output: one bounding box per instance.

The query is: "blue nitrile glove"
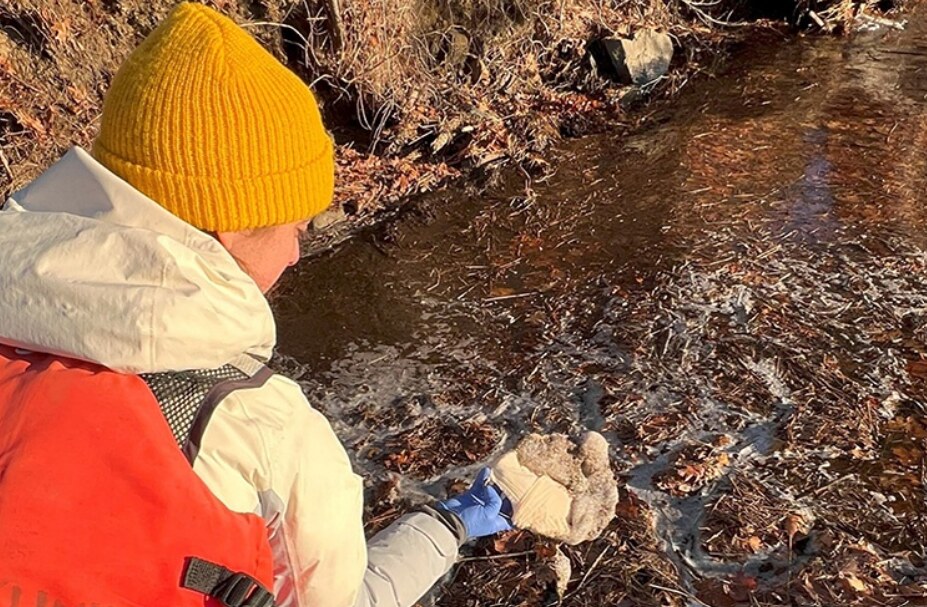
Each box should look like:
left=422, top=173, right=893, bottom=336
left=437, top=468, right=513, bottom=540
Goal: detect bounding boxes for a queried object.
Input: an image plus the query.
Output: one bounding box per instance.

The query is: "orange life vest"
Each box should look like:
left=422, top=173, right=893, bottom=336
left=0, top=345, right=275, bottom=607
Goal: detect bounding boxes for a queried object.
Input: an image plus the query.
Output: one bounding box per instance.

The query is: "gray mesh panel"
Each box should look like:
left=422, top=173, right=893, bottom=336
left=140, top=365, right=247, bottom=448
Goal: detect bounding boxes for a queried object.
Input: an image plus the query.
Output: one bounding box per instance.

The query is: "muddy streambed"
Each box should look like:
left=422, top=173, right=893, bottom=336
left=272, top=13, right=927, bottom=607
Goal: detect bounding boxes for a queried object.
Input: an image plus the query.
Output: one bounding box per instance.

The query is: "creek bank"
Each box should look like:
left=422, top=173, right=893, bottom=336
left=296, top=0, right=908, bottom=252
left=0, top=0, right=905, bottom=237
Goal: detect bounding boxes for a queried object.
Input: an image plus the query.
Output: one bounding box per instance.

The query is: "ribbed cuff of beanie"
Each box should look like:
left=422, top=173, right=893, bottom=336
left=92, top=138, right=335, bottom=232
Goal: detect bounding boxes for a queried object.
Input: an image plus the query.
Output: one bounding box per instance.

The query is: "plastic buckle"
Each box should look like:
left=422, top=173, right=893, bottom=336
left=182, top=558, right=276, bottom=607
left=214, top=573, right=259, bottom=607
left=244, top=588, right=275, bottom=607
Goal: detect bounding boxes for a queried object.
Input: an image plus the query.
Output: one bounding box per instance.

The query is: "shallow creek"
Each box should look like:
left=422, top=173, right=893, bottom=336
left=273, top=12, right=927, bottom=606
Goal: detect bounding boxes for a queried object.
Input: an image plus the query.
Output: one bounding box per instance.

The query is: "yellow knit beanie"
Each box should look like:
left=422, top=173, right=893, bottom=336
left=93, top=2, right=334, bottom=232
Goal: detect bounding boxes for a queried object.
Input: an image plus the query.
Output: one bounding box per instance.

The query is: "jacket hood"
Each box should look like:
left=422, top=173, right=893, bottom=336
left=0, top=147, right=276, bottom=373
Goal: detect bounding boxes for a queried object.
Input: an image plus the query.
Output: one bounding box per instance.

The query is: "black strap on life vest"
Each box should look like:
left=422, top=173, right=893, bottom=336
left=140, top=362, right=274, bottom=463
left=183, top=557, right=276, bottom=607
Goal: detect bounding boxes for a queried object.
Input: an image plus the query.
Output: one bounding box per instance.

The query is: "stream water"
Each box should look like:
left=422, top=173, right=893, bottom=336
left=273, top=11, right=927, bottom=607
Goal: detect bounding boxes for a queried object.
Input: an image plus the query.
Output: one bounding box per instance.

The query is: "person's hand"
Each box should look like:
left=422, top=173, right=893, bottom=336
left=437, top=468, right=512, bottom=540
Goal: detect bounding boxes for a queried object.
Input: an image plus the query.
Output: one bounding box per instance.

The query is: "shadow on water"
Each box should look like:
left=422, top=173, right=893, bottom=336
left=273, top=12, right=927, bottom=607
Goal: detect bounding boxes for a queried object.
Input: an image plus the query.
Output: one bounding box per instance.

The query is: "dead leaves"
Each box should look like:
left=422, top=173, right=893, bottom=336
left=906, top=358, right=927, bottom=379
left=490, top=530, right=571, bottom=597
left=840, top=571, right=870, bottom=594
left=614, top=490, right=642, bottom=520
left=654, top=443, right=732, bottom=496
left=891, top=445, right=924, bottom=466
left=886, top=414, right=927, bottom=441
left=745, top=534, right=763, bottom=553
left=784, top=512, right=808, bottom=543
left=694, top=573, right=759, bottom=606
left=335, top=147, right=458, bottom=216
left=492, top=529, right=533, bottom=554
left=488, top=285, right=516, bottom=298
left=374, top=418, right=500, bottom=478
left=881, top=413, right=927, bottom=491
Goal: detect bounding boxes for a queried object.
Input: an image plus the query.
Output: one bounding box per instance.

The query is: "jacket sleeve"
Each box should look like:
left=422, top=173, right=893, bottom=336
left=192, top=372, right=463, bottom=607
left=353, top=511, right=462, bottom=607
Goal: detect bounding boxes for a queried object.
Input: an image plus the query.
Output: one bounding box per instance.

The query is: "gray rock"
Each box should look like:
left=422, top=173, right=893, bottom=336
left=591, top=30, right=673, bottom=85
left=311, top=206, right=347, bottom=231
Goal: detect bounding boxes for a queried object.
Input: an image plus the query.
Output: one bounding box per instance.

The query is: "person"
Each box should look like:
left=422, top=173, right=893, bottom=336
left=0, top=3, right=516, bottom=606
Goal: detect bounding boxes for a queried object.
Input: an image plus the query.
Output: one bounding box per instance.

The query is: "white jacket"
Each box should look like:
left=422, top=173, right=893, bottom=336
left=0, top=148, right=460, bottom=607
